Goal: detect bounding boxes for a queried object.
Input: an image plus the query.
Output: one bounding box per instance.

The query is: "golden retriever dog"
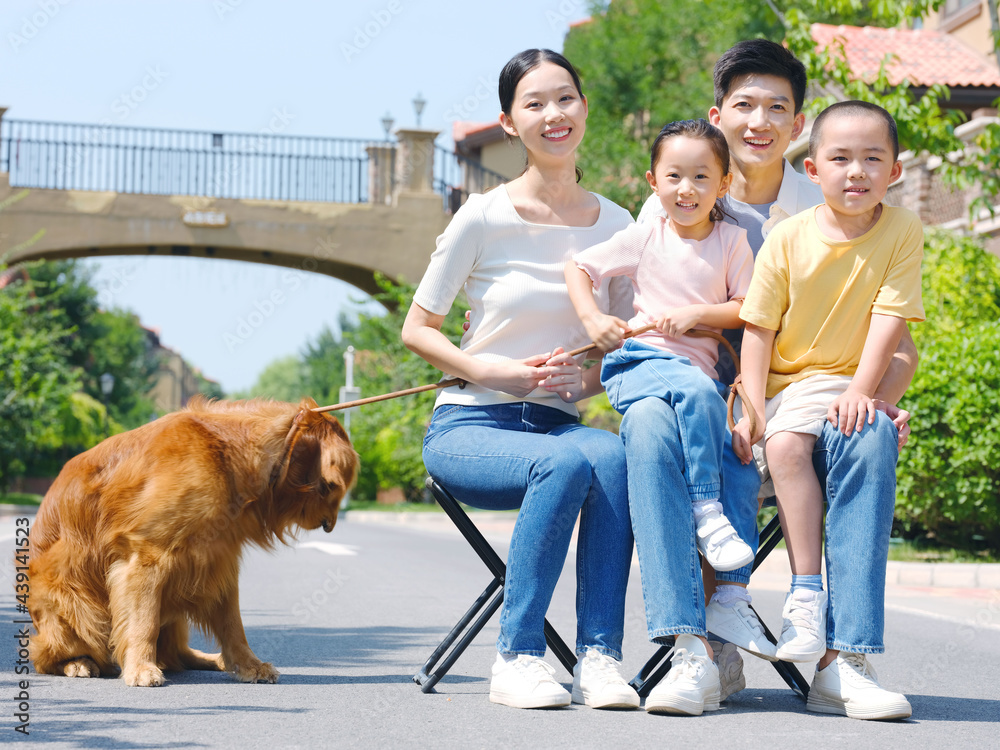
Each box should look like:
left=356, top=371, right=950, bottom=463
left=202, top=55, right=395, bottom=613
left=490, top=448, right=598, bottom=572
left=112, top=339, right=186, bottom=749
left=27, top=397, right=357, bottom=687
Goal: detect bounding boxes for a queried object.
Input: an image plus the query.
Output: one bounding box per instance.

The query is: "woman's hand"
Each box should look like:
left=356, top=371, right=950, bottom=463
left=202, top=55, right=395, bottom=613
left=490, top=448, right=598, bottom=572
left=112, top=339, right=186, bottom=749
left=541, top=347, right=585, bottom=402
left=655, top=306, right=701, bottom=339
left=478, top=352, right=563, bottom=398
left=582, top=311, right=628, bottom=352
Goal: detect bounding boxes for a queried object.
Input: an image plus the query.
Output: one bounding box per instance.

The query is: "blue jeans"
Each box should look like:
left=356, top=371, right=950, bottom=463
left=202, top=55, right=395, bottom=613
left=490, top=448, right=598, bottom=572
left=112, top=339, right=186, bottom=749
left=620, top=397, right=760, bottom=642
left=603, top=340, right=746, bottom=503
left=422, top=402, right=633, bottom=659
left=815, top=413, right=899, bottom=653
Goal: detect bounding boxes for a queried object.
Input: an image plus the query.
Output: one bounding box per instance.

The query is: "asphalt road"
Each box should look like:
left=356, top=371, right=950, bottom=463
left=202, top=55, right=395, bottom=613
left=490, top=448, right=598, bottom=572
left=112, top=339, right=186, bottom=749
left=1, top=511, right=998, bottom=749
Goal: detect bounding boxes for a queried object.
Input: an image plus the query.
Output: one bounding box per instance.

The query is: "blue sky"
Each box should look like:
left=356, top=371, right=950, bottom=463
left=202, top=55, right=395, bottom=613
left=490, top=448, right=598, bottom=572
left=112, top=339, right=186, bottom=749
left=3, top=0, right=591, bottom=392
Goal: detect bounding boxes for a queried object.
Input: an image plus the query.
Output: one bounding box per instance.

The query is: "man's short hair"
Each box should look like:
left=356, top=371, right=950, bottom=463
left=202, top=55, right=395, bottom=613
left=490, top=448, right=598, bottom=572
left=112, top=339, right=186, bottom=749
left=808, top=100, right=900, bottom=160
left=714, top=39, right=807, bottom=114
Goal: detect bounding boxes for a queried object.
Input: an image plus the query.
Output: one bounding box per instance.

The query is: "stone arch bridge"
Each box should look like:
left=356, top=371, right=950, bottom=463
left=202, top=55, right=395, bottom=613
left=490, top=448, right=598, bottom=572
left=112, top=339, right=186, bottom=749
left=0, top=112, right=506, bottom=298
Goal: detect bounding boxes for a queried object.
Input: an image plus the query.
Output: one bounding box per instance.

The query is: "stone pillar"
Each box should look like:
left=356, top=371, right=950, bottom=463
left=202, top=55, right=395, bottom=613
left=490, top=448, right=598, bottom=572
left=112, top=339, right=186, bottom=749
left=0, top=107, right=8, bottom=175
left=393, top=128, right=439, bottom=202
left=366, top=143, right=395, bottom=205
left=899, top=156, right=932, bottom=225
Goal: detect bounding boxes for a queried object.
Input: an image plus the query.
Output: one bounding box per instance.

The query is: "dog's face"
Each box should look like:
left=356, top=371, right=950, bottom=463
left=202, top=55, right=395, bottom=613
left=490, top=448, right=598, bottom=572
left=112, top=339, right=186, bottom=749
left=274, top=399, right=359, bottom=534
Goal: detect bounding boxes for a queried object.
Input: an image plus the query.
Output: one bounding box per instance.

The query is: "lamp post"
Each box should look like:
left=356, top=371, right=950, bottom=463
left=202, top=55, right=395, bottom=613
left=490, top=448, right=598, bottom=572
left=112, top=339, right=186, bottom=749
left=412, top=93, right=426, bottom=128
left=381, top=111, right=394, bottom=141
left=99, top=372, right=115, bottom=439
left=339, top=347, right=361, bottom=510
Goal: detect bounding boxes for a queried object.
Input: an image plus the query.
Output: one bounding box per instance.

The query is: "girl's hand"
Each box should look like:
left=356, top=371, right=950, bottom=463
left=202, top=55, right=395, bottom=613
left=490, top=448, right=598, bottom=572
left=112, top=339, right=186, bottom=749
left=582, top=311, right=629, bottom=352
left=655, top=306, right=701, bottom=339
left=827, top=388, right=876, bottom=436
left=731, top=415, right=764, bottom=465
left=542, top=347, right=584, bottom=402
left=479, top=352, right=560, bottom=398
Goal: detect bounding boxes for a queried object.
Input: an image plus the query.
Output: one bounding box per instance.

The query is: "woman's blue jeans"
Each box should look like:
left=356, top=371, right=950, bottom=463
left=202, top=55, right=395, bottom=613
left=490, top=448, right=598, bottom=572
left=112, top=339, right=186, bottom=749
left=422, top=402, right=633, bottom=660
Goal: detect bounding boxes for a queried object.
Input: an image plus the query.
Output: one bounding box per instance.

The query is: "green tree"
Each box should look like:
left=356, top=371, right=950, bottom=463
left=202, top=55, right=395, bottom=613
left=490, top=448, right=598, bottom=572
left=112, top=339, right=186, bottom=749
left=0, top=272, right=80, bottom=490
left=244, top=355, right=311, bottom=402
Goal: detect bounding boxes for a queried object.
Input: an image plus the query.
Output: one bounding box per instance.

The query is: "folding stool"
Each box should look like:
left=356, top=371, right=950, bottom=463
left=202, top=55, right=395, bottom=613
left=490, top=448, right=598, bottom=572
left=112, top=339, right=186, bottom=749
left=628, top=509, right=811, bottom=700
left=412, top=476, right=577, bottom=693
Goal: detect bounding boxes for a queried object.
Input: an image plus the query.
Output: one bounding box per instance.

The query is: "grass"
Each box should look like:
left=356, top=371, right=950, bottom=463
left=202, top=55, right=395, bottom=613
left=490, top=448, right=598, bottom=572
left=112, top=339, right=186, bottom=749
left=0, top=492, right=42, bottom=506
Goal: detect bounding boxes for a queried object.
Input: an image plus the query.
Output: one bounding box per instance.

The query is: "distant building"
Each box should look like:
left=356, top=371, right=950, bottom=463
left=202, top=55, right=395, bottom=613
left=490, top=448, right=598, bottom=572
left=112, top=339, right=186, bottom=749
left=142, top=326, right=221, bottom=414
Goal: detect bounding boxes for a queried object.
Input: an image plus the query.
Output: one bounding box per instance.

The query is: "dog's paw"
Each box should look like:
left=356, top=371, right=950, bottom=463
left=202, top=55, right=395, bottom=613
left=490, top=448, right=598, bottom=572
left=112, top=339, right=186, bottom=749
left=63, top=657, right=101, bottom=678
left=123, top=664, right=165, bottom=687
left=232, top=660, right=280, bottom=684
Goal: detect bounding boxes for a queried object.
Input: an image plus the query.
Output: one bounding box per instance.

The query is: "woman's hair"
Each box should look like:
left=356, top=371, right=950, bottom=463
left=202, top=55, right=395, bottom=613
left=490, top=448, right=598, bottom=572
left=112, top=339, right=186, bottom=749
left=649, top=119, right=731, bottom=223
left=498, top=48, right=585, bottom=183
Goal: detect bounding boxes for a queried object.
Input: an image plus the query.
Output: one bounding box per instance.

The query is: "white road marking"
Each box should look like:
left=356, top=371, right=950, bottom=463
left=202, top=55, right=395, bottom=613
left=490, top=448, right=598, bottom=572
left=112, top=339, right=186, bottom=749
left=297, top=541, right=358, bottom=556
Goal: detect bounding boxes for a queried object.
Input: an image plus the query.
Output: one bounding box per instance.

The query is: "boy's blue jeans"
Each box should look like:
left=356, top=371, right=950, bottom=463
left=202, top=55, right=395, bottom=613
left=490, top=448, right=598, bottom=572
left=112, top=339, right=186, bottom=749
left=422, top=402, right=633, bottom=660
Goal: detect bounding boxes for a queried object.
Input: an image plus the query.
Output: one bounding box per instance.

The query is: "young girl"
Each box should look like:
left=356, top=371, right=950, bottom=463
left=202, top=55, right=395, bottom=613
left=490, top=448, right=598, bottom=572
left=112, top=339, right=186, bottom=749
left=565, top=119, right=755, bottom=575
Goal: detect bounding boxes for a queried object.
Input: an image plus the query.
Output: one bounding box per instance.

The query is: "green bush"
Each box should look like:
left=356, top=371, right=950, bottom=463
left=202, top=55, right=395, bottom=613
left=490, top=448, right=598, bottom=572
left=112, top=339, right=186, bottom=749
left=896, top=230, right=1000, bottom=552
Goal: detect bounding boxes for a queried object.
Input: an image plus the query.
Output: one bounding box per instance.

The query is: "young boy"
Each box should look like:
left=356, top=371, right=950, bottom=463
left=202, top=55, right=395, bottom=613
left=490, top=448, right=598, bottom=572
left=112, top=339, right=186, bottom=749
left=734, top=101, right=924, bottom=719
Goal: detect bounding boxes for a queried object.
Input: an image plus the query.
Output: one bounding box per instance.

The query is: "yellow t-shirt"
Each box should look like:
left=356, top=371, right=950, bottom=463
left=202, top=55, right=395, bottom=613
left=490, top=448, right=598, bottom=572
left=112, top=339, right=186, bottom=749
left=740, top=204, right=925, bottom=398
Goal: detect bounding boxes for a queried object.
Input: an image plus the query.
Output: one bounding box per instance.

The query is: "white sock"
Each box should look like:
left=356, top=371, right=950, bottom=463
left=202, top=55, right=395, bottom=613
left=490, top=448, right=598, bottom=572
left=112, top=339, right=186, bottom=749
left=692, top=498, right=722, bottom=520
left=711, top=584, right=752, bottom=608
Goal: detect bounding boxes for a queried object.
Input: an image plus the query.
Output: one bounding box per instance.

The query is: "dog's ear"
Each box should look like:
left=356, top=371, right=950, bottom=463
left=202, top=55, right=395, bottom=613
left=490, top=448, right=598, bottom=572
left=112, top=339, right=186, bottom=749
left=299, top=396, right=320, bottom=411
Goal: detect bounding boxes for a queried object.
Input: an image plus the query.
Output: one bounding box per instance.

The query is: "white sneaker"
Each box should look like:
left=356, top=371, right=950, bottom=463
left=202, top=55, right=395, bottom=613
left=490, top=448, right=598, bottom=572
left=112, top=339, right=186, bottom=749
left=645, top=636, right=721, bottom=715
left=807, top=653, right=912, bottom=720
left=489, top=654, right=571, bottom=709
left=775, top=589, right=828, bottom=663
left=709, top=640, right=746, bottom=701
left=706, top=599, right=778, bottom=661
left=571, top=648, right=640, bottom=709
left=695, top=508, right=755, bottom=572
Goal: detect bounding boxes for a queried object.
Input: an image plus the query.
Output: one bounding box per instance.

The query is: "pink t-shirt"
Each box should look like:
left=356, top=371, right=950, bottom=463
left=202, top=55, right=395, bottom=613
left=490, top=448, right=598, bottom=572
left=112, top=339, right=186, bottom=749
left=573, top=218, right=754, bottom=379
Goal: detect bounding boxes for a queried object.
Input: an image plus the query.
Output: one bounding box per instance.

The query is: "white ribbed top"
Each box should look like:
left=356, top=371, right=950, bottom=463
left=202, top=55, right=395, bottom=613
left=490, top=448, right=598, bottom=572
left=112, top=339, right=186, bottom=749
left=413, top=184, right=634, bottom=414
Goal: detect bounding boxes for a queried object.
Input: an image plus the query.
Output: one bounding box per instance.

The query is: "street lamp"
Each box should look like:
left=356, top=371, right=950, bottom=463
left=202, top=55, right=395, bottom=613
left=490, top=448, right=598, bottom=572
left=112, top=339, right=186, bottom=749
left=99, top=372, right=115, bottom=439
left=381, top=111, right=394, bottom=141
left=412, top=92, right=426, bottom=128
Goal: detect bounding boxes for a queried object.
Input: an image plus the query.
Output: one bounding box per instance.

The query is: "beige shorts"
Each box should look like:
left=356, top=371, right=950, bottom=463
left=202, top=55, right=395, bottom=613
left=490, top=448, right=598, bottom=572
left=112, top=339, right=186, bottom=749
left=735, top=374, right=852, bottom=485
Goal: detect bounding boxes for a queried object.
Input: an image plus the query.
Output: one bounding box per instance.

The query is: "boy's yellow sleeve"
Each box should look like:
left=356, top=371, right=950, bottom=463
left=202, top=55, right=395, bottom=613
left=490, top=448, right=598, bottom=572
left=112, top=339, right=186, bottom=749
left=871, top=210, right=926, bottom=322
left=739, top=230, right=788, bottom=331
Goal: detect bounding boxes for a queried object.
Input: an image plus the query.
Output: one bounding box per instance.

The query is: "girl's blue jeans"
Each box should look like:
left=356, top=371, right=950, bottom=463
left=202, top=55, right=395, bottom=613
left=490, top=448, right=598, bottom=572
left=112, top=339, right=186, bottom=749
left=422, top=402, right=633, bottom=660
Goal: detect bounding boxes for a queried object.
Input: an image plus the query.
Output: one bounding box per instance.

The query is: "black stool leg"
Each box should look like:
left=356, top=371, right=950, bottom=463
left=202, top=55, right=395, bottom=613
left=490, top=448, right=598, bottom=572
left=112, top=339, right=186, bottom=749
left=414, top=478, right=577, bottom=692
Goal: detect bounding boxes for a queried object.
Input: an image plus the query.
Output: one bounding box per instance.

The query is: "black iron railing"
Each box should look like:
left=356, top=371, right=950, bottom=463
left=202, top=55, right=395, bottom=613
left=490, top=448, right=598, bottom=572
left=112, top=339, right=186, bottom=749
left=434, top=146, right=509, bottom=213
left=0, top=118, right=508, bottom=209
left=0, top=119, right=379, bottom=203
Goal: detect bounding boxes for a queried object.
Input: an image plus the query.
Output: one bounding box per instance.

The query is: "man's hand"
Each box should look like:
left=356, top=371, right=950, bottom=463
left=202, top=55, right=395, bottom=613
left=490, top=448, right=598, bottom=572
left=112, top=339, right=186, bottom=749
left=874, top=400, right=912, bottom=450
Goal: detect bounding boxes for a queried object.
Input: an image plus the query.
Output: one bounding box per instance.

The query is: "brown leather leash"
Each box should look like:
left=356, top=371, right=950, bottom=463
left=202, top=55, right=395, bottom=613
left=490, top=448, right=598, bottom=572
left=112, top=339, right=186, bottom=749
left=312, top=324, right=758, bottom=435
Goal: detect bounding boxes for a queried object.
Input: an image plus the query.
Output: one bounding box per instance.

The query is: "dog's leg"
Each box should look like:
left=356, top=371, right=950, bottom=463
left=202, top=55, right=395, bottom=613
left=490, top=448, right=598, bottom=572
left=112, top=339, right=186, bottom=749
left=157, top=620, right=224, bottom=672
left=204, top=587, right=280, bottom=684
left=107, top=556, right=168, bottom=687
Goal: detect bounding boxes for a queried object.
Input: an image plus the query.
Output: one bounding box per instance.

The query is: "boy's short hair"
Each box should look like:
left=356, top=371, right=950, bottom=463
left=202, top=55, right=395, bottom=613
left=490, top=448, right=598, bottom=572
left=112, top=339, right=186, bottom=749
left=714, top=39, right=807, bottom=114
left=808, top=101, right=900, bottom=160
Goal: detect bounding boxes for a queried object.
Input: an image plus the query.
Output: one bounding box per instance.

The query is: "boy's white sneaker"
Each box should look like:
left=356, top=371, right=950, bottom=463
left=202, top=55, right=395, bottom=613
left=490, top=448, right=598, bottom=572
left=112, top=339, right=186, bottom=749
left=571, top=648, right=640, bottom=709
left=706, top=599, right=778, bottom=661
left=645, top=637, right=721, bottom=715
left=489, top=654, right=570, bottom=709
left=695, top=508, right=755, bottom=572
left=806, top=653, right=912, bottom=720
left=775, top=589, right=828, bottom=663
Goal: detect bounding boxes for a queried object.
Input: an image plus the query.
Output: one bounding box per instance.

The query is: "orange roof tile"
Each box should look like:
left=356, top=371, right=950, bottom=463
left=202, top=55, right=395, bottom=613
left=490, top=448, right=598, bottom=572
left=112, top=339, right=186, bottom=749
left=812, top=23, right=1000, bottom=88
left=452, top=120, right=502, bottom=144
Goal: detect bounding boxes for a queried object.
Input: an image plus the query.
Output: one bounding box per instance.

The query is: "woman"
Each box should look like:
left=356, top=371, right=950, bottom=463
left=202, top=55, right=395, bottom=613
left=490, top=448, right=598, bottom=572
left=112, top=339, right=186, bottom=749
left=401, top=49, right=637, bottom=710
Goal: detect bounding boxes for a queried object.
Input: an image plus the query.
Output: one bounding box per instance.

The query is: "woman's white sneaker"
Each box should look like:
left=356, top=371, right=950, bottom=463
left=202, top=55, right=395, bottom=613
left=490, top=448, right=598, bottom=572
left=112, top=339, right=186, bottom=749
left=645, top=636, right=721, bottom=715
left=571, top=648, right=640, bottom=709
left=489, top=654, right=571, bottom=709
left=806, top=653, right=912, bottom=720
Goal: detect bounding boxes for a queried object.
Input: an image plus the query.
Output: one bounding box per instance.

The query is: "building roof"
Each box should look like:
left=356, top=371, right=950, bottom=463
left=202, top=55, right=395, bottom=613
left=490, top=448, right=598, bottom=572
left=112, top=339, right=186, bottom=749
left=452, top=120, right=503, bottom=144
left=812, top=23, right=1000, bottom=88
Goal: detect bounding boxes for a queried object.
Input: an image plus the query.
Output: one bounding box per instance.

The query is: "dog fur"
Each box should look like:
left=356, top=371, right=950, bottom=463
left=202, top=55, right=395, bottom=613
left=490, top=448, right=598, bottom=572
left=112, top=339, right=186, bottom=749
left=27, top=397, right=358, bottom=687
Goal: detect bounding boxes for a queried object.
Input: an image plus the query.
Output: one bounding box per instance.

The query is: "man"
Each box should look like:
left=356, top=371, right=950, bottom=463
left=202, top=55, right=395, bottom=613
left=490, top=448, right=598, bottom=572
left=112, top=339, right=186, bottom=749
left=631, top=39, right=916, bottom=718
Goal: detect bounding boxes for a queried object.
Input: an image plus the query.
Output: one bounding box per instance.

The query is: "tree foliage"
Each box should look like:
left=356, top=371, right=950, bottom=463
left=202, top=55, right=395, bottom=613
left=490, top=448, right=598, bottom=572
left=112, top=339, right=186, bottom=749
left=896, top=230, right=1000, bottom=551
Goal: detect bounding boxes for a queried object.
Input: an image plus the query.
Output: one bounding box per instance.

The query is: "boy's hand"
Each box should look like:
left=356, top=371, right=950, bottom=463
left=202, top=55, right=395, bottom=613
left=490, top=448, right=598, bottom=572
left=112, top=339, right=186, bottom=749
left=583, top=311, right=629, bottom=352
left=874, top=400, right=912, bottom=450
left=655, top=306, right=700, bottom=339
left=732, top=416, right=764, bottom=465
left=828, top=388, right=877, bottom=436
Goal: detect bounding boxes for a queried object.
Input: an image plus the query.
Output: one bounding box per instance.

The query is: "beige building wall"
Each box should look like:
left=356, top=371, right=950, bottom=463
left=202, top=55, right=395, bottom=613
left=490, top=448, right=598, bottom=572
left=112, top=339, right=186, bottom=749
left=481, top=139, right=526, bottom=180
left=926, top=1, right=999, bottom=57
